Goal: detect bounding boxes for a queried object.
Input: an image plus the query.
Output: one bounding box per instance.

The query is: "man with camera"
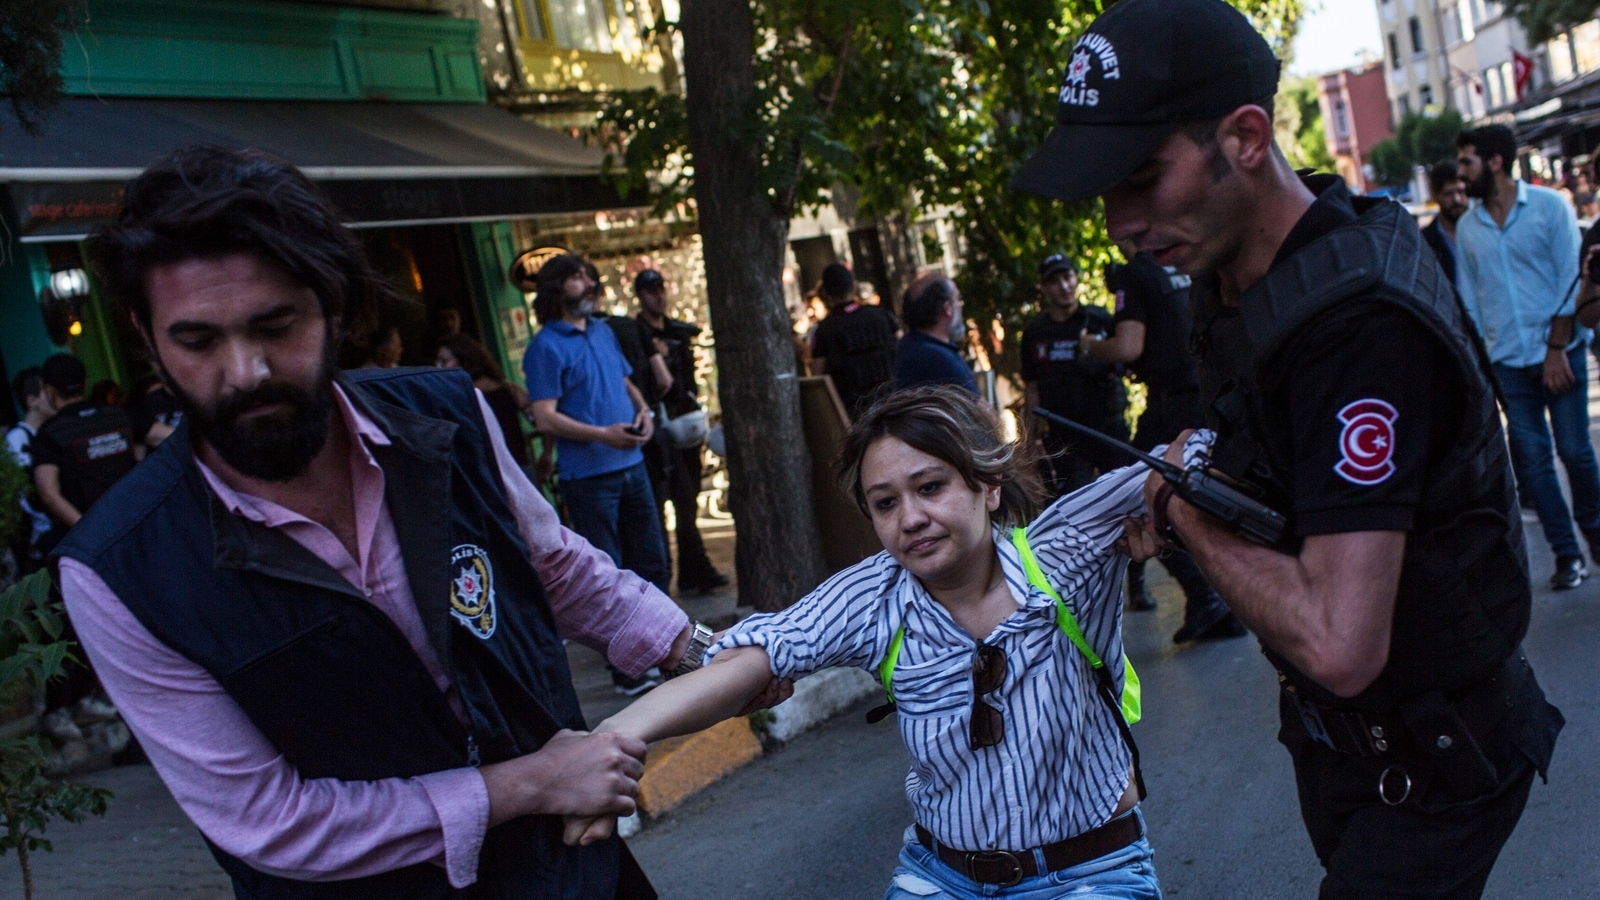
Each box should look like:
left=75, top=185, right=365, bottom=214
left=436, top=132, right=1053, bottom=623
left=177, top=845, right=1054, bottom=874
left=633, top=268, right=727, bottom=596
left=1455, top=125, right=1600, bottom=590
left=1014, top=0, right=1562, bottom=895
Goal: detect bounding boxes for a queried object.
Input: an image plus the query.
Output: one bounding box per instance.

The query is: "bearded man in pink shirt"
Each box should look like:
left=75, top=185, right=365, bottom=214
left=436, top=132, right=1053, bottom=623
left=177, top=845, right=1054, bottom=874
left=61, top=146, right=783, bottom=900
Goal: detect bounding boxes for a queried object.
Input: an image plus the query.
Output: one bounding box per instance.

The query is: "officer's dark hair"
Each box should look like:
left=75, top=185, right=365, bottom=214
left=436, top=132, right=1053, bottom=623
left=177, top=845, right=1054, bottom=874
left=819, top=262, right=854, bottom=305
left=902, top=275, right=957, bottom=331
left=10, top=367, right=44, bottom=408
left=1180, top=101, right=1280, bottom=181
left=1428, top=158, right=1460, bottom=196
left=1456, top=125, right=1518, bottom=178
left=837, top=384, right=1044, bottom=529
left=87, top=145, right=390, bottom=341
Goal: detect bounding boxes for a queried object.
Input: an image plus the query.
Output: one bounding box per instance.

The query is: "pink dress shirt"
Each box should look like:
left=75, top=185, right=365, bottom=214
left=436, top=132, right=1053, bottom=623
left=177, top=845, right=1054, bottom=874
left=59, top=384, right=687, bottom=888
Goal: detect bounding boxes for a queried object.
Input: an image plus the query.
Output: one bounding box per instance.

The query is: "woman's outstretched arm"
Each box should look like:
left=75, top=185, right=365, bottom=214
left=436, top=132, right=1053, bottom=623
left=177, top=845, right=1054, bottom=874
left=596, top=646, right=776, bottom=744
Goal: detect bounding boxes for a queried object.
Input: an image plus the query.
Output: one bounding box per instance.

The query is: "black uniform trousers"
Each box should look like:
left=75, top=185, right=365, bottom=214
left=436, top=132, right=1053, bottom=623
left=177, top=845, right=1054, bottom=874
left=1277, top=660, right=1558, bottom=900
left=1131, top=388, right=1219, bottom=618
left=1042, top=415, right=1131, bottom=497
left=642, top=439, right=717, bottom=589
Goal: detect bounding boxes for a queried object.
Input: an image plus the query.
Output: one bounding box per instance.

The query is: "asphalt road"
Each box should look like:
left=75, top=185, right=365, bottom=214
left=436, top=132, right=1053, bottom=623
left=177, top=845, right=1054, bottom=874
left=632, top=530, right=1600, bottom=899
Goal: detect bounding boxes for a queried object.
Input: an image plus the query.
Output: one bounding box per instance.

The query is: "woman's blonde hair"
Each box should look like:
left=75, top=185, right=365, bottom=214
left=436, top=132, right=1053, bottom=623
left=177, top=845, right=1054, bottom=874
left=837, top=385, right=1045, bottom=529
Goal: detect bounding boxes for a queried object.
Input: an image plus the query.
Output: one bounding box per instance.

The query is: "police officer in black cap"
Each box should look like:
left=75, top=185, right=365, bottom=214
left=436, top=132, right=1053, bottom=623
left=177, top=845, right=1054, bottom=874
left=1014, top=0, right=1562, bottom=896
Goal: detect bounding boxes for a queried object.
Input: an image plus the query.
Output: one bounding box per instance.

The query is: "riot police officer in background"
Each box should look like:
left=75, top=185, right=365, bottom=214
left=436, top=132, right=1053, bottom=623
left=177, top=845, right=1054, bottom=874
left=1013, top=0, right=1562, bottom=896
left=1081, top=253, right=1242, bottom=642
left=1020, top=254, right=1128, bottom=495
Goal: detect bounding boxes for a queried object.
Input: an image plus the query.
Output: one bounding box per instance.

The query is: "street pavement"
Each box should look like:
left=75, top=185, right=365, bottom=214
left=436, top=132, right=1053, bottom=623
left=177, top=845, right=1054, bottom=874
left=6, top=464, right=1600, bottom=899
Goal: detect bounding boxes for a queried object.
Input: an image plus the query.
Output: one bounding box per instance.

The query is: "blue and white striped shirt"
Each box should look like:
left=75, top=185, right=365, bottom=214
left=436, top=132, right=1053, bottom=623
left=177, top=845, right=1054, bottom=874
left=711, top=436, right=1205, bottom=852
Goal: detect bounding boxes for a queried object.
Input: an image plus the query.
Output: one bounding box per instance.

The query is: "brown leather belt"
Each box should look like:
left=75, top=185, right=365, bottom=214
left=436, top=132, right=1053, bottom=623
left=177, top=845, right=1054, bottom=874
left=915, top=813, right=1143, bottom=887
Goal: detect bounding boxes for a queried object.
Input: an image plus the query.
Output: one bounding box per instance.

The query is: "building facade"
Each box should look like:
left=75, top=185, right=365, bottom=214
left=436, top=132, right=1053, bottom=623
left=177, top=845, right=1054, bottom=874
left=1374, top=0, right=1536, bottom=122
left=1316, top=64, right=1395, bottom=192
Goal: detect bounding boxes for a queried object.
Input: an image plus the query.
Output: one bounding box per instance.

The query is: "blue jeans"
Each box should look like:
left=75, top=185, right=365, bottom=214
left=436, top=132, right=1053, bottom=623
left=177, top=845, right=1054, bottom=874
left=882, top=812, right=1161, bottom=900
left=561, top=461, right=671, bottom=593
left=1494, top=346, right=1600, bottom=558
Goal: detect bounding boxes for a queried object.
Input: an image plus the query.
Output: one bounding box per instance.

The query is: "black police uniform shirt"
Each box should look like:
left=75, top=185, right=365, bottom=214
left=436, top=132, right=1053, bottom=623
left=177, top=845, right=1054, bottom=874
left=30, top=399, right=139, bottom=514
left=811, top=302, right=899, bottom=413
left=637, top=314, right=703, bottom=417
left=1019, top=304, right=1121, bottom=424
left=1109, top=256, right=1200, bottom=393
left=608, top=315, right=663, bottom=408
left=1263, top=186, right=1465, bottom=537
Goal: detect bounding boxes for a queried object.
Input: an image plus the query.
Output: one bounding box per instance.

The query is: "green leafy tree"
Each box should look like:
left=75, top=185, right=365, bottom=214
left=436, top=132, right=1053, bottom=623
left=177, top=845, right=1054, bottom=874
left=1366, top=109, right=1465, bottom=188
left=0, top=571, right=111, bottom=900
left=1502, top=0, right=1599, bottom=43
left=1276, top=75, right=1336, bottom=173
left=599, top=0, right=1306, bottom=607
left=0, top=0, right=83, bottom=135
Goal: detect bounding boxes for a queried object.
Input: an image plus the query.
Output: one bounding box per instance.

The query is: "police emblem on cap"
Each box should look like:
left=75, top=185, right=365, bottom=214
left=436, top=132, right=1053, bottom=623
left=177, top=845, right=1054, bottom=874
left=449, top=544, right=498, bottom=639
left=1059, top=34, right=1120, bottom=108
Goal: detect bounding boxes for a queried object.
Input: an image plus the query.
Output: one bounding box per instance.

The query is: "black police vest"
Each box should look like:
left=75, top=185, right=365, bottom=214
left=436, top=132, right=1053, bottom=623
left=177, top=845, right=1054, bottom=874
left=1195, top=188, right=1531, bottom=711
left=54, top=368, right=644, bottom=900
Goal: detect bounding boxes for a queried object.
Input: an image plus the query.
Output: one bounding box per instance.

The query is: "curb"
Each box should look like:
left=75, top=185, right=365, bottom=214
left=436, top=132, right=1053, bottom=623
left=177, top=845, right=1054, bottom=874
left=628, top=667, right=879, bottom=827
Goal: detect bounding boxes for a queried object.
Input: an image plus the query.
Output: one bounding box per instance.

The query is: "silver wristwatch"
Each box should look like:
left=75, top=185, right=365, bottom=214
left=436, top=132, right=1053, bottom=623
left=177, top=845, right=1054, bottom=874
left=665, top=622, right=714, bottom=679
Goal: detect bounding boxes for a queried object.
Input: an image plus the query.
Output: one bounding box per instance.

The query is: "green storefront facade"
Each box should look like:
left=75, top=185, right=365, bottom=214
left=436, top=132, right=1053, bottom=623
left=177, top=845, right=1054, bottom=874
left=0, top=0, right=624, bottom=421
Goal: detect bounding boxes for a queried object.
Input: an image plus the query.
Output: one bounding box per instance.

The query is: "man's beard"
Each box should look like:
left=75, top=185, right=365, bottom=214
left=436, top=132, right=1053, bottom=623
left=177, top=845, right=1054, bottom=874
left=165, top=343, right=337, bottom=482
left=564, top=293, right=597, bottom=318
left=1464, top=167, right=1495, bottom=200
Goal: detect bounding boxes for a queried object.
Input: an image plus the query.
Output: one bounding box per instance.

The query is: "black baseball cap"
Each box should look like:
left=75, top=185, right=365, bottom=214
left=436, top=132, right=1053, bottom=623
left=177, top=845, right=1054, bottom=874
left=1012, top=0, right=1282, bottom=202
left=41, top=353, right=86, bottom=397
left=1038, top=254, right=1077, bottom=279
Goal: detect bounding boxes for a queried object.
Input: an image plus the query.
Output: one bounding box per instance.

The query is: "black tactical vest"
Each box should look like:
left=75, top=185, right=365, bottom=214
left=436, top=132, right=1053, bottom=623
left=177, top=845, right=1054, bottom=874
left=1193, top=182, right=1531, bottom=711
left=55, top=368, right=652, bottom=900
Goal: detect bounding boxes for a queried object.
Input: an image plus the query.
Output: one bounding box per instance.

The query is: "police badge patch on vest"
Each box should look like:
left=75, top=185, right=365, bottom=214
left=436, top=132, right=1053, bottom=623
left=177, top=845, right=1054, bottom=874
left=450, top=544, right=498, bottom=639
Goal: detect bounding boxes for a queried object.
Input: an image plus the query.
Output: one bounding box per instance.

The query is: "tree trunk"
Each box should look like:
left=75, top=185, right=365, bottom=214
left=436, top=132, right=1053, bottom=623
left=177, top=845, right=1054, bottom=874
left=680, top=0, right=829, bottom=611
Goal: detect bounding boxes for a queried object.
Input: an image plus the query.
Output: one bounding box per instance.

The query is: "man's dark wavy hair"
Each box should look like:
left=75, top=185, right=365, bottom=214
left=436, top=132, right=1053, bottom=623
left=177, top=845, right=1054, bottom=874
left=86, top=145, right=389, bottom=338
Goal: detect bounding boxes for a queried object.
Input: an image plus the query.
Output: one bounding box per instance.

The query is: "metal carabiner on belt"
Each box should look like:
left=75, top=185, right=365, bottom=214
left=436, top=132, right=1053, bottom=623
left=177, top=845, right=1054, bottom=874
left=1378, top=765, right=1412, bottom=806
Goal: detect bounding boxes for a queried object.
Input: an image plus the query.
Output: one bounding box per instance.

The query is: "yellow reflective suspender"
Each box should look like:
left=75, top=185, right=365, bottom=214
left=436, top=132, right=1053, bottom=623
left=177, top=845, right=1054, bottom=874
left=875, top=526, right=1142, bottom=726
left=1009, top=526, right=1142, bottom=725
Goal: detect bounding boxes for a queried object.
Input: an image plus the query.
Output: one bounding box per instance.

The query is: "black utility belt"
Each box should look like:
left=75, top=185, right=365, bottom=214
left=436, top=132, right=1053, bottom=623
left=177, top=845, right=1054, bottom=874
left=1140, top=383, right=1199, bottom=403
left=1282, top=650, right=1530, bottom=761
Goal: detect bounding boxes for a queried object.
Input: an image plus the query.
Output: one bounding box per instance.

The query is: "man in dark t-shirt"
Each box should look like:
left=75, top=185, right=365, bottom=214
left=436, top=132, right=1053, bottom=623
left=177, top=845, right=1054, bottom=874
left=31, top=354, right=137, bottom=544
left=1082, top=253, right=1242, bottom=642
left=1020, top=253, right=1127, bottom=495
left=810, top=262, right=899, bottom=417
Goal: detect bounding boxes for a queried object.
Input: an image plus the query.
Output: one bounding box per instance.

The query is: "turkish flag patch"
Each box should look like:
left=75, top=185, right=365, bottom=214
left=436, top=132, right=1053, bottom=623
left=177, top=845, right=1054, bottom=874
left=1335, top=399, right=1397, bottom=486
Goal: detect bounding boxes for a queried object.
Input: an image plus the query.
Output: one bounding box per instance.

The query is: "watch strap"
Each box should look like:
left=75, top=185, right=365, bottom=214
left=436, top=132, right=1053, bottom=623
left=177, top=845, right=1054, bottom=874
left=665, top=622, right=714, bottom=679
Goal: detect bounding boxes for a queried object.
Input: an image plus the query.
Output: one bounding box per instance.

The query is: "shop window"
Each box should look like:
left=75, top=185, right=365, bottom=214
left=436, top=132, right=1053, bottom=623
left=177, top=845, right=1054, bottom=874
left=1457, top=0, right=1476, bottom=40
left=517, top=0, right=547, bottom=41
left=1551, top=33, right=1576, bottom=82
left=1576, top=20, right=1600, bottom=75
left=1409, top=16, right=1424, bottom=53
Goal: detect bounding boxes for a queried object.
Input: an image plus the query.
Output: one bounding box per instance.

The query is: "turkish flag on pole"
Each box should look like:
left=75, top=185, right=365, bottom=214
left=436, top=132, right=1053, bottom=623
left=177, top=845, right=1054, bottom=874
left=1513, top=51, right=1535, bottom=99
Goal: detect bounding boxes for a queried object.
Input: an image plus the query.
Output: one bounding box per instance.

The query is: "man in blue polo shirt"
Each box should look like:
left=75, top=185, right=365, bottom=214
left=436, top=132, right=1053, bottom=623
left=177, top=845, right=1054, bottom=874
left=524, top=255, right=672, bottom=658
left=893, top=273, right=979, bottom=396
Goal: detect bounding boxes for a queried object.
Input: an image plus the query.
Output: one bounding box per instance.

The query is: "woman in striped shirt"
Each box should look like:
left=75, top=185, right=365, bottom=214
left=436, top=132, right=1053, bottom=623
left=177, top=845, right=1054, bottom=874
left=576, top=385, right=1197, bottom=898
